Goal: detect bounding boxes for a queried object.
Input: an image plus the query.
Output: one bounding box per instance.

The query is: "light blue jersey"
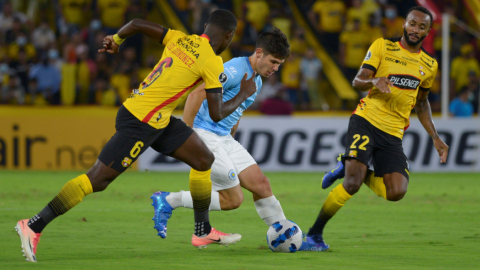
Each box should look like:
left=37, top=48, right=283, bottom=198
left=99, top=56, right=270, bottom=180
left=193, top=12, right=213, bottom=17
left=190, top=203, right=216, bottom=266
left=194, top=57, right=262, bottom=136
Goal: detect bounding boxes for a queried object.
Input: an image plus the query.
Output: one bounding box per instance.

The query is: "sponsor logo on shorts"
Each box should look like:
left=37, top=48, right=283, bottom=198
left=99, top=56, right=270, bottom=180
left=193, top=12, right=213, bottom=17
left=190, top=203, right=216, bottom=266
left=122, top=157, right=132, bottom=168
left=349, top=150, right=357, bottom=157
left=228, top=169, right=236, bottom=181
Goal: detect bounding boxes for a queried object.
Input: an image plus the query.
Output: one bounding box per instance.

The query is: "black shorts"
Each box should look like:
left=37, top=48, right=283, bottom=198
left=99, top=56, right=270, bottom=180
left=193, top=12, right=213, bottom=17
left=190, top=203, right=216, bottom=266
left=98, top=105, right=194, bottom=172
left=343, top=114, right=409, bottom=180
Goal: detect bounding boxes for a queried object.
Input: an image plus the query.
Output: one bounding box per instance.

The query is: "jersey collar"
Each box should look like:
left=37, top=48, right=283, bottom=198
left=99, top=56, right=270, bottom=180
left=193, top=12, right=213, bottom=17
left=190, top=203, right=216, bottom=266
left=398, top=39, right=421, bottom=54
left=200, top=34, right=210, bottom=41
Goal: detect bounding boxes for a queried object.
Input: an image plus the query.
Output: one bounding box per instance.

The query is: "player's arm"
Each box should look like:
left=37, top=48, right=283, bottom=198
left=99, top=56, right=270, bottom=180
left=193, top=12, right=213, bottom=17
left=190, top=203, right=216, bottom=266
left=206, top=72, right=257, bottom=123
left=183, top=83, right=207, bottom=127
left=414, top=89, right=449, bottom=163
left=352, top=68, right=393, bottom=93
left=230, top=118, right=241, bottom=137
left=98, top=19, right=166, bottom=54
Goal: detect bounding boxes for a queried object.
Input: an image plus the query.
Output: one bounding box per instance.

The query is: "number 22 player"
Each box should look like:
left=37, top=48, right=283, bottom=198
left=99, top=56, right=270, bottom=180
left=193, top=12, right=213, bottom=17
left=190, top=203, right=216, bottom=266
left=303, top=6, right=449, bottom=251
left=16, top=10, right=259, bottom=262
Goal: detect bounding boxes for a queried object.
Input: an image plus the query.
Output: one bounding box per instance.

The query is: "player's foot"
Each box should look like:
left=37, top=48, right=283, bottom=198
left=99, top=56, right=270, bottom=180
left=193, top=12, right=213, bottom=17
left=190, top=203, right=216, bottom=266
left=322, top=153, right=345, bottom=189
left=15, top=219, right=42, bottom=262
left=151, top=191, right=174, bottom=238
left=191, top=228, right=241, bottom=249
left=299, top=234, right=329, bottom=251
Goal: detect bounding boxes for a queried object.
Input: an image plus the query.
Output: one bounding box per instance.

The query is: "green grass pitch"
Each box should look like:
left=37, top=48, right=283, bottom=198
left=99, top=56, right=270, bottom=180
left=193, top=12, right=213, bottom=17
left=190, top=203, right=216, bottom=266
left=1, top=171, right=479, bottom=269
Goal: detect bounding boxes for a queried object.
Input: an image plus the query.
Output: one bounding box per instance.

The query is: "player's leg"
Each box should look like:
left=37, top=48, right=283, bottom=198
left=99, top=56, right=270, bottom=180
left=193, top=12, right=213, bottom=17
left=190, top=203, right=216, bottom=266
left=368, top=138, right=409, bottom=201
left=163, top=146, right=243, bottom=212
left=150, top=117, right=240, bottom=247
left=237, top=164, right=286, bottom=226
left=17, top=106, right=154, bottom=262
left=302, top=115, right=373, bottom=251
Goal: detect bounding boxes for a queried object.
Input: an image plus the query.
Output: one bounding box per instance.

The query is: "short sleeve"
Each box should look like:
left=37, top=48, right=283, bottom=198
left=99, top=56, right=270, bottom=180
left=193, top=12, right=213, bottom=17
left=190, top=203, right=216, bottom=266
left=221, top=63, right=239, bottom=91
left=361, top=38, right=384, bottom=73
left=161, top=29, right=186, bottom=45
left=201, top=56, right=224, bottom=92
left=420, top=61, right=438, bottom=90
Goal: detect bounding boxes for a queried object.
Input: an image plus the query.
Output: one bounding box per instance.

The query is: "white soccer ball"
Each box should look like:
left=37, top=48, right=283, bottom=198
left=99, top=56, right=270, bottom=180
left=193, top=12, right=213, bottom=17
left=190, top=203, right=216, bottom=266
left=266, top=220, right=303, bottom=253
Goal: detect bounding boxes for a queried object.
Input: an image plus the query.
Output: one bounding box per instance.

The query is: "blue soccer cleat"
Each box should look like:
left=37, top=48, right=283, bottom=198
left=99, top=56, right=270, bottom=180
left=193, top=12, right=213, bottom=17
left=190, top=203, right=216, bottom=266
left=151, top=191, right=174, bottom=239
left=322, top=154, right=345, bottom=189
left=298, top=234, right=329, bottom=252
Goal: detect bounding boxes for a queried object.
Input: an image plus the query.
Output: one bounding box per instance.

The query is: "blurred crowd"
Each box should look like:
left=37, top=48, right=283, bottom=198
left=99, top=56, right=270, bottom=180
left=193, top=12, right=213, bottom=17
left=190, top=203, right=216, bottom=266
left=0, top=0, right=478, bottom=117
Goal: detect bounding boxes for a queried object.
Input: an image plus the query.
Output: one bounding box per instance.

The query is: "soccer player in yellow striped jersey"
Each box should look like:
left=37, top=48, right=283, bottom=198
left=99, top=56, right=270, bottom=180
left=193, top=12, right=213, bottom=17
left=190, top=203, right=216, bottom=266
left=17, top=10, right=259, bottom=262
left=301, top=6, right=450, bottom=252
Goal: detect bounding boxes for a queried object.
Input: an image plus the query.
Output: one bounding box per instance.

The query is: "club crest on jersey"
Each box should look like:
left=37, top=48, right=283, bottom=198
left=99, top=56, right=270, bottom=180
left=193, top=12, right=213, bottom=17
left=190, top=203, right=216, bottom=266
left=349, top=150, right=357, bottom=157
left=228, top=169, right=236, bottom=181
left=122, top=157, right=132, bottom=168
left=387, top=74, right=421, bottom=90
left=419, top=70, right=425, bottom=76
left=364, top=51, right=372, bottom=61
left=219, top=72, right=228, bottom=84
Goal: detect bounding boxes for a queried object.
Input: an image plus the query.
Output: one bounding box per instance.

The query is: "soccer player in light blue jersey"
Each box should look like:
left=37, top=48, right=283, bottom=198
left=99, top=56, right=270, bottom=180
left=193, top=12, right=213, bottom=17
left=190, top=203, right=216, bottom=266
left=151, top=28, right=297, bottom=248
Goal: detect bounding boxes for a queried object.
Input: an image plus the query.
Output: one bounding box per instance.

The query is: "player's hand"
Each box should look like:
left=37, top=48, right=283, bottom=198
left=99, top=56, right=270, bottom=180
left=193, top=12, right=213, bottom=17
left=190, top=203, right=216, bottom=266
left=98, top=35, right=119, bottom=54
left=372, top=77, right=393, bottom=93
left=433, top=137, right=449, bottom=163
left=239, top=72, right=257, bottom=98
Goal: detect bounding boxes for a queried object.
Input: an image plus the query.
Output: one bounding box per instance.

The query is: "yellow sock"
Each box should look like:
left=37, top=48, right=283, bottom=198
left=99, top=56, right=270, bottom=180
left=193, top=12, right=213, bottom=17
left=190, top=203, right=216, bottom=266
left=364, top=170, right=387, bottom=199
left=189, top=169, right=212, bottom=212
left=48, top=174, right=93, bottom=215
left=322, top=183, right=353, bottom=218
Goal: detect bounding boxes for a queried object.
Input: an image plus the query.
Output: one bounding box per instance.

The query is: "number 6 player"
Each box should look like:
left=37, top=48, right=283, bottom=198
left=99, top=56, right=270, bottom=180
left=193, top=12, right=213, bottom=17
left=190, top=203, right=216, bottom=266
left=15, top=10, right=259, bottom=262
left=302, top=6, right=449, bottom=251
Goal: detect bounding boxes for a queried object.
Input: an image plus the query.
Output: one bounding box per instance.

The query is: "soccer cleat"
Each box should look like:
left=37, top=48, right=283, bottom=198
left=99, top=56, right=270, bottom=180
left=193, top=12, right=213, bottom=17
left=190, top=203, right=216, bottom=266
left=15, top=219, right=42, bottom=262
left=298, top=234, right=329, bottom=251
left=322, top=153, right=345, bottom=189
left=191, top=228, right=241, bottom=249
left=151, top=191, right=174, bottom=239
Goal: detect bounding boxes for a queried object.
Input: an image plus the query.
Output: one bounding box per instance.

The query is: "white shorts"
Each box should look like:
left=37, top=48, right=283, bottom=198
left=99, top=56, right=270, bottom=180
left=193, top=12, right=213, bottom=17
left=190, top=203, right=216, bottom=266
left=193, top=128, right=256, bottom=191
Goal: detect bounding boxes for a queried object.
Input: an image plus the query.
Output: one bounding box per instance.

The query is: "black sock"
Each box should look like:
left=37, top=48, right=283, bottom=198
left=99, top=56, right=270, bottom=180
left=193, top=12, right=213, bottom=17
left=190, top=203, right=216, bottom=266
left=308, top=216, right=328, bottom=236
left=28, top=205, right=58, bottom=233
left=194, top=209, right=211, bottom=237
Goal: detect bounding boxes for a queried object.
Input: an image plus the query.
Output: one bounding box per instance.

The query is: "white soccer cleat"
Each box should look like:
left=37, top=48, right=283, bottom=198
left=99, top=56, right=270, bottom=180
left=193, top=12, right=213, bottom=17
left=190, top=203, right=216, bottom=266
left=15, top=219, right=42, bottom=262
left=191, top=228, right=241, bottom=249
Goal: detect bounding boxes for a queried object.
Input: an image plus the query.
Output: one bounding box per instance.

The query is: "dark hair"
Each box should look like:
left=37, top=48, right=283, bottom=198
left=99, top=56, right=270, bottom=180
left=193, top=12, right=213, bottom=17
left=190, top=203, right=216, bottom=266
left=406, top=6, right=433, bottom=28
left=256, top=27, right=290, bottom=59
left=206, top=9, right=237, bottom=32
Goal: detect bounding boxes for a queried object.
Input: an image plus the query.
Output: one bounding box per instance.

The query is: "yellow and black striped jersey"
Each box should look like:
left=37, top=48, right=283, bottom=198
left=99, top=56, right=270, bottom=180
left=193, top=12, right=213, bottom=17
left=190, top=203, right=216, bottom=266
left=354, top=37, right=438, bottom=139
left=123, top=28, right=224, bottom=129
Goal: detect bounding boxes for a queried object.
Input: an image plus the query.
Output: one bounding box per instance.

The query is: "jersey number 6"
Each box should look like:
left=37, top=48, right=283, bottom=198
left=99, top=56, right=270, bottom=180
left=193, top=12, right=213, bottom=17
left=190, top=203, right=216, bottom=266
left=141, top=57, right=173, bottom=89
left=130, top=141, right=144, bottom=158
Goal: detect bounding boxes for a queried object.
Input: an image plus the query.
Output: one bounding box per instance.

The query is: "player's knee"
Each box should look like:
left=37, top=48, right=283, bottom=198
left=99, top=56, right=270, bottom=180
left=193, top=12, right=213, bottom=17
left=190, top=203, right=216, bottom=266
left=87, top=172, right=117, bottom=192
left=223, top=191, right=244, bottom=210
left=343, top=174, right=363, bottom=195
left=229, top=193, right=244, bottom=209
left=387, top=188, right=407, bottom=201
left=192, top=151, right=215, bottom=171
